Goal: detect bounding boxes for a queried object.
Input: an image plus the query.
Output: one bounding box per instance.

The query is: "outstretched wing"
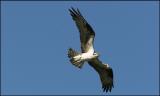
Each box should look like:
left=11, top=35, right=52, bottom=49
left=69, top=7, right=95, bottom=53
left=88, top=58, right=114, bottom=93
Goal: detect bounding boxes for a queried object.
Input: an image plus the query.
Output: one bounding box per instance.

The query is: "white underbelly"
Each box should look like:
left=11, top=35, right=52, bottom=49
left=81, top=52, right=94, bottom=60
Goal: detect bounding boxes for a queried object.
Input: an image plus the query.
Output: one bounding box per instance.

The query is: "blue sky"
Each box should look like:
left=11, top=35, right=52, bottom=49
left=1, top=1, right=159, bottom=95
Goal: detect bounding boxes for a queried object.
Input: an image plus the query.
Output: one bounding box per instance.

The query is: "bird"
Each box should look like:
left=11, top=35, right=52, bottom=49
left=67, top=7, right=114, bottom=93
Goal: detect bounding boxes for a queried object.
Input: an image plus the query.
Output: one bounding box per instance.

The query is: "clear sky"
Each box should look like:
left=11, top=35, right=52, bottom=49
left=1, top=1, right=159, bottom=95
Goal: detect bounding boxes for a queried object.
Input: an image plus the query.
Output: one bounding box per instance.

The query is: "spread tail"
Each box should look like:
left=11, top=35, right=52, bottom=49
left=67, top=48, right=84, bottom=68
left=68, top=48, right=79, bottom=58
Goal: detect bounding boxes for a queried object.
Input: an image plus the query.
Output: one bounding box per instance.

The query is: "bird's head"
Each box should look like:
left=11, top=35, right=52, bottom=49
left=93, top=52, right=100, bottom=57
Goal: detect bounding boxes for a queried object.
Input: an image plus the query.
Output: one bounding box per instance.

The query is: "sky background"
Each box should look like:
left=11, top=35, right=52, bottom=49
left=1, top=1, right=159, bottom=95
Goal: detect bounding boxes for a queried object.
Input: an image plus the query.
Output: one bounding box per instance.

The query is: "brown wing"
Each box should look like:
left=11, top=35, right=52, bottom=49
left=88, top=58, right=114, bottom=93
left=69, top=7, right=95, bottom=53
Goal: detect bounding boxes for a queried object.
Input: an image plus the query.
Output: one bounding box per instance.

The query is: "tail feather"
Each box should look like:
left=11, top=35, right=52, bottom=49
left=68, top=48, right=79, bottom=58
left=67, top=48, right=84, bottom=68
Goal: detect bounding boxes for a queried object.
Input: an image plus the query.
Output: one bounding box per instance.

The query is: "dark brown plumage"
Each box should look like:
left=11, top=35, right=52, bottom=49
left=69, top=7, right=95, bottom=53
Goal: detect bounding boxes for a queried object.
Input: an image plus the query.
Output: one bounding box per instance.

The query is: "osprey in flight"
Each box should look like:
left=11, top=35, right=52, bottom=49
left=67, top=8, right=114, bottom=93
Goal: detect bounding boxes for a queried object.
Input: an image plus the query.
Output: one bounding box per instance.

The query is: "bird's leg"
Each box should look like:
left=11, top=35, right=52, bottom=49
left=73, top=55, right=82, bottom=62
left=73, top=55, right=81, bottom=61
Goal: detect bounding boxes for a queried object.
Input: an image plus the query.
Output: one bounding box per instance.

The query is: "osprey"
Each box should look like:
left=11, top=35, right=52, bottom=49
left=67, top=8, right=114, bottom=93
